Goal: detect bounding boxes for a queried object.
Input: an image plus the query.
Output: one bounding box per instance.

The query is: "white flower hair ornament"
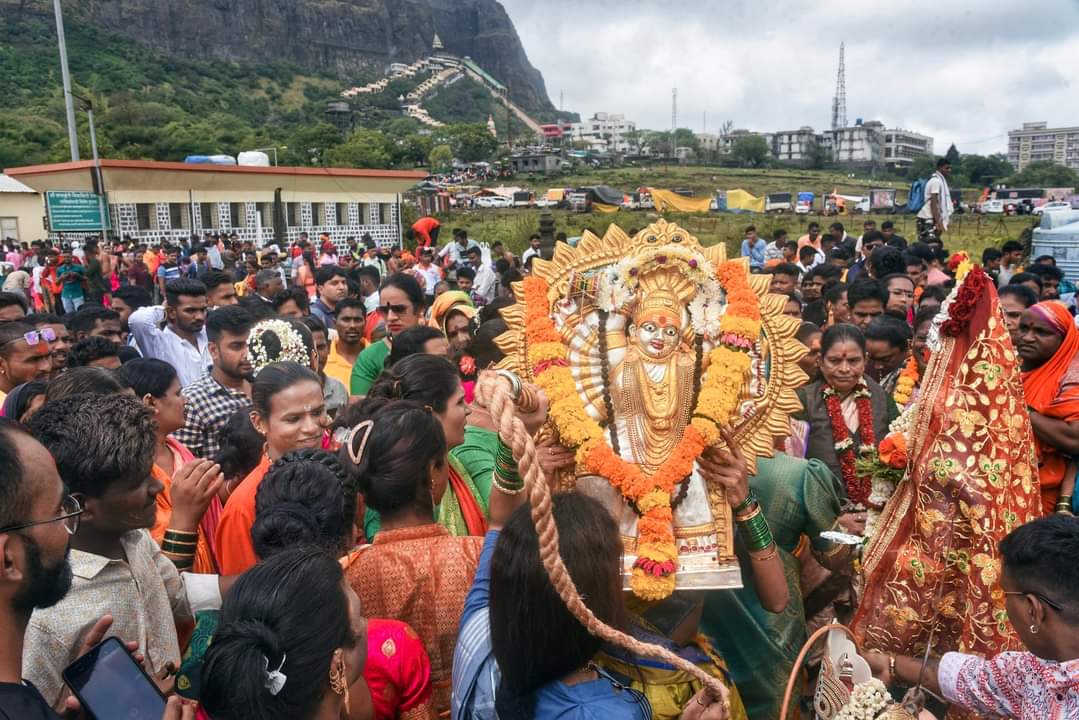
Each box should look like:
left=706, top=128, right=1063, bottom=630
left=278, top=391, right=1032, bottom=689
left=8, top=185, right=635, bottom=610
left=248, top=319, right=311, bottom=377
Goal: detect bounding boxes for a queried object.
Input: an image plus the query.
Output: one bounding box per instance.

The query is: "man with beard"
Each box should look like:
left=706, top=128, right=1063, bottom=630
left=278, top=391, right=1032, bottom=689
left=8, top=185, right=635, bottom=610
left=174, top=305, right=254, bottom=461
left=23, top=395, right=225, bottom=712
left=128, top=279, right=210, bottom=388
left=0, top=323, right=52, bottom=405
left=25, top=314, right=72, bottom=377
left=0, top=419, right=76, bottom=718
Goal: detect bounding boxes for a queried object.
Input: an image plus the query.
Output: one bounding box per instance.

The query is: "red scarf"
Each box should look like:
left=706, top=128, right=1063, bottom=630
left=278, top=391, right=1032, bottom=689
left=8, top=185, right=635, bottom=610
left=448, top=464, right=488, bottom=536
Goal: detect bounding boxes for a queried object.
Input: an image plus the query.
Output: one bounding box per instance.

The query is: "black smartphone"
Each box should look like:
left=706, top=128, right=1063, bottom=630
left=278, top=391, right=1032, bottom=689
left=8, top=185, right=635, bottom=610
left=62, top=636, right=166, bottom=720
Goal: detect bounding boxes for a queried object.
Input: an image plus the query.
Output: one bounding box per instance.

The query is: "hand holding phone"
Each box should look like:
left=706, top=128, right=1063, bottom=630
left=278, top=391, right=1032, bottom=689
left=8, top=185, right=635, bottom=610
left=63, top=637, right=166, bottom=720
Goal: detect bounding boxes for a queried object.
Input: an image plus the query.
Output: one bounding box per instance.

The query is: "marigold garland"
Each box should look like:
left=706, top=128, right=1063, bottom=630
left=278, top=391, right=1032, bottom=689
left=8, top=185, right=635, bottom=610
left=521, top=260, right=759, bottom=601
left=892, top=356, right=919, bottom=408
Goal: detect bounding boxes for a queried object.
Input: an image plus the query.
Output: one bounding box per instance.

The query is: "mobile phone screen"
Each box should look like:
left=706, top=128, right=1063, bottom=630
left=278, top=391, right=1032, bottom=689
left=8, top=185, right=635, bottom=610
left=63, top=637, right=165, bottom=720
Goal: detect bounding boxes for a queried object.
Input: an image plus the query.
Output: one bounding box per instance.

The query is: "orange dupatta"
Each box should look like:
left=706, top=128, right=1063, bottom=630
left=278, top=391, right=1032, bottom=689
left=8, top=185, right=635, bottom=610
left=150, top=437, right=222, bottom=574
left=1021, top=301, right=1079, bottom=514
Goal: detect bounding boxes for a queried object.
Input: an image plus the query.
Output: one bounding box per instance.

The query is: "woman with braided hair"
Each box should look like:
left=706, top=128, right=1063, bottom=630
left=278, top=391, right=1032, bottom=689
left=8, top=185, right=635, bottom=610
left=177, top=450, right=436, bottom=720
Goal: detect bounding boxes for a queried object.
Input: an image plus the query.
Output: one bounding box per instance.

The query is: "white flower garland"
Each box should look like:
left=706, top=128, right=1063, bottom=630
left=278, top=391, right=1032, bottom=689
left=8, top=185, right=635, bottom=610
left=596, top=246, right=726, bottom=339
left=834, top=678, right=890, bottom=720
left=248, top=319, right=311, bottom=376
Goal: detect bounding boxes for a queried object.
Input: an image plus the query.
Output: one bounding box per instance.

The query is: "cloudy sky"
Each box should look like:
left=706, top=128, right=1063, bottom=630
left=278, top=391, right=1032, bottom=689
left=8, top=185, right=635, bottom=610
left=500, top=0, right=1079, bottom=155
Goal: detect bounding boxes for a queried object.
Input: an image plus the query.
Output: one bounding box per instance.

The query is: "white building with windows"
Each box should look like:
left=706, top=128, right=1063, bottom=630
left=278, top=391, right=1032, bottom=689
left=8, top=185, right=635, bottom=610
left=768, top=127, right=820, bottom=164
left=1008, top=122, right=1079, bottom=171
left=568, top=113, right=637, bottom=153
left=884, top=128, right=933, bottom=167
left=5, top=160, right=425, bottom=247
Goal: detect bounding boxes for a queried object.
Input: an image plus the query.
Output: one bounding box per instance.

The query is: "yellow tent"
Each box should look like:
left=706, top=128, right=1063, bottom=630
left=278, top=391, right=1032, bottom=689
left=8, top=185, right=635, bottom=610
left=546, top=188, right=565, bottom=202
left=593, top=203, right=620, bottom=214
left=726, top=189, right=765, bottom=213
left=649, top=188, right=712, bottom=213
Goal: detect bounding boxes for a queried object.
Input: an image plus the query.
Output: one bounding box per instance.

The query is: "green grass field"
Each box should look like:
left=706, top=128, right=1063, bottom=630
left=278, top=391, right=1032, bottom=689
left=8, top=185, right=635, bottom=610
left=418, top=165, right=1032, bottom=258
left=428, top=207, right=1036, bottom=260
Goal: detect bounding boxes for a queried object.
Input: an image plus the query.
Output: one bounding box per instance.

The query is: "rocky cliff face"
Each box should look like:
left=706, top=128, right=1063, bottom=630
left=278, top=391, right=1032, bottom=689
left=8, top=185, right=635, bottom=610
left=57, top=0, right=554, bottom=114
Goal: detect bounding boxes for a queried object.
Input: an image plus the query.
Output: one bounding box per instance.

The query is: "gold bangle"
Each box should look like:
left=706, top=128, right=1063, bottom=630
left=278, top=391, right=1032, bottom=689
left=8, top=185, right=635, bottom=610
left=749, top=544, right=778, bottom=562
left=735, top=504, right=762, bottom=523
left=493, top=474, right=527, bottom=495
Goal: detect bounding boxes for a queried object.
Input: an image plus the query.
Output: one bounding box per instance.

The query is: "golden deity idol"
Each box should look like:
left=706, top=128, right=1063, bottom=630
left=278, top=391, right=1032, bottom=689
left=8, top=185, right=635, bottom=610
left=498, top=220, right=806, bottom=599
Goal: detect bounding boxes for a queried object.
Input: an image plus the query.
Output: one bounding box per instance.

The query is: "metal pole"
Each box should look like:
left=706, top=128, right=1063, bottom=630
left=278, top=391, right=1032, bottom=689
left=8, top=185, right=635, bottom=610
left=87, top=106, right=108, bottom=239
left=272, top=147, right=278, bottom=166
left=53, top=0, right=79, bottom=162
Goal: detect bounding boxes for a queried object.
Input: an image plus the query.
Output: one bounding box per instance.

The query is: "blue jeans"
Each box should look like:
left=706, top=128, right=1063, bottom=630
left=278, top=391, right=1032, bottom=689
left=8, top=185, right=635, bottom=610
left=61, top=295, right=85, bottom=314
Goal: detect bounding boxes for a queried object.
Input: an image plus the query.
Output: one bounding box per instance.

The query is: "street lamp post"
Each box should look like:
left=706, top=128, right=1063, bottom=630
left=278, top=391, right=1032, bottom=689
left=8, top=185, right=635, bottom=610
left=72, top=94, right=107, bottom=238
left=52, top=0, right=79, bottom=162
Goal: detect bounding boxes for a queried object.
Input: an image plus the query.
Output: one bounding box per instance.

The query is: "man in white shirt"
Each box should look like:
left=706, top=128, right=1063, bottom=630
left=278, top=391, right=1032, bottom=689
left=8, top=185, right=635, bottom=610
left=521, top=234, right=543, bottom=266
left=128, top=277, right=211, bottom=388
left=413, top=247, right=442, bottom=302
left=465, top=245, right=496, bottom=305
left=437, top=229, right=479, bottom=269
left=917, top=158, right=954, bottom=243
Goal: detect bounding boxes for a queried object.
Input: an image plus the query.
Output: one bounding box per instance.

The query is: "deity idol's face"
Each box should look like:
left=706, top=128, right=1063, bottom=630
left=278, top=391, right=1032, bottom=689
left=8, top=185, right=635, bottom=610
left=632, top=317, right=681, bottom=360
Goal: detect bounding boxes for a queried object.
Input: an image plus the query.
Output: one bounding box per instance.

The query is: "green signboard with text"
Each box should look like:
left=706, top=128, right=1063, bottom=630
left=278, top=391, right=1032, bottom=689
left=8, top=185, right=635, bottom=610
left=45, top=191, right=111, bottom=232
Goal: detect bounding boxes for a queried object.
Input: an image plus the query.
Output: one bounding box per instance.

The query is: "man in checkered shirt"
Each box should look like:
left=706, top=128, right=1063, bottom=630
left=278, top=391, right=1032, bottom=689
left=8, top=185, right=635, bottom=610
left=174, top=305, right=254, bottom=459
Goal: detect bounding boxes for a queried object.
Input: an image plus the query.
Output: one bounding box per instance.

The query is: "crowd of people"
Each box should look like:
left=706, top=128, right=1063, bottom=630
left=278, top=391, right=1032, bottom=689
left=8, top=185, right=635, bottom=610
left=1, top=177, right=1078, bottom=720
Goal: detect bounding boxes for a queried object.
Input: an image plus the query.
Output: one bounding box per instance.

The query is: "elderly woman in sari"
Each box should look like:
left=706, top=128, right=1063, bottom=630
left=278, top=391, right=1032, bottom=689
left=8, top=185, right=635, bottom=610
left=1017, top=301, right=1079, bottom=515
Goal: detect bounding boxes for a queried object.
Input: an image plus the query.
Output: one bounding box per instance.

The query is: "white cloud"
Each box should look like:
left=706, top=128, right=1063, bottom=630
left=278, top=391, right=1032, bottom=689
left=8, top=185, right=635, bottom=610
left=501, top=0, right=1079, bottom=154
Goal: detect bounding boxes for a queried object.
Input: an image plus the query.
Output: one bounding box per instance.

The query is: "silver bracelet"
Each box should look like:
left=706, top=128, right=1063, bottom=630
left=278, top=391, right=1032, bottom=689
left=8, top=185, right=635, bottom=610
left=495, top=369, right=523, bottom=402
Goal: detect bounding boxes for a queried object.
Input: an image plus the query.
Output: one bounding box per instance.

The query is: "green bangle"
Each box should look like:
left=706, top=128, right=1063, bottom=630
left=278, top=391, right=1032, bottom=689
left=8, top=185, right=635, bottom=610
left=495, top=441, right=521, bottom=481
left=738, top=511, right=774, bottom=552
left=731, top=491, right=758, bottom=515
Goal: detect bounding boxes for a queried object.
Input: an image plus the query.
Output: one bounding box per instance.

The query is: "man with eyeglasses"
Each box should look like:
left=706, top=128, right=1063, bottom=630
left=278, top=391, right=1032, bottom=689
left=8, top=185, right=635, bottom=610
left=0, top=419, right=79, bottom=718
left=0, top=322, right=52, bottom=405
left=866, top=515, right=1079, bottom=718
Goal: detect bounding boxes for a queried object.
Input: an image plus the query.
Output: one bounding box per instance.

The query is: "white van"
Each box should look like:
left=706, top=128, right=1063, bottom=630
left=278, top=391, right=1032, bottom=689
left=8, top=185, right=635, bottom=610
left=983, top=200, right=1004, bottom=214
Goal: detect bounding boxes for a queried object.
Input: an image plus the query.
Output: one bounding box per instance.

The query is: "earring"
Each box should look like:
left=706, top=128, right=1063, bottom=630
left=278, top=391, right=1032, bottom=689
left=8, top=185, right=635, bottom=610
left=1030, top=624, right=1039, bottom=635
left=328, top=652, right=350, bottom=715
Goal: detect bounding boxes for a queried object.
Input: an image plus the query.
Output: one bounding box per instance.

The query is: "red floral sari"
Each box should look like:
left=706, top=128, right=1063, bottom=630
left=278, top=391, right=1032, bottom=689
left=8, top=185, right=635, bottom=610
left=854, top=271, right=1041, bottom=691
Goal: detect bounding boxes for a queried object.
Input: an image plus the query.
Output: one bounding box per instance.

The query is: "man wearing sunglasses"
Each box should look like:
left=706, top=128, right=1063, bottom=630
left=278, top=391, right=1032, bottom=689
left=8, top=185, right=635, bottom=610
left=0, top=322, right=52, bottom=405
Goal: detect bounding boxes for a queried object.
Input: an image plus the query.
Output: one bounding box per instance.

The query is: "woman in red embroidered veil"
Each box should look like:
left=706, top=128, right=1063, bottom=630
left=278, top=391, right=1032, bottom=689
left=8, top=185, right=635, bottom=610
left=852, top=268, right=1042, bottom=707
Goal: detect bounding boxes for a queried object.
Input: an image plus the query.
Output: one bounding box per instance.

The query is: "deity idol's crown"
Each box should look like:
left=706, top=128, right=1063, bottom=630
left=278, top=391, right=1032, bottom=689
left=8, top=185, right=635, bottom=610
left=634, top=267, right=696, bottom=327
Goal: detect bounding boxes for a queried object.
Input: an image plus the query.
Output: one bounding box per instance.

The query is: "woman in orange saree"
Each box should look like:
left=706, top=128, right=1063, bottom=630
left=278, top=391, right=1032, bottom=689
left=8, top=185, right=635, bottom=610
left=853, top=269, right=1042, bottom=692
left=1018, top=300, right=1079, bottom=515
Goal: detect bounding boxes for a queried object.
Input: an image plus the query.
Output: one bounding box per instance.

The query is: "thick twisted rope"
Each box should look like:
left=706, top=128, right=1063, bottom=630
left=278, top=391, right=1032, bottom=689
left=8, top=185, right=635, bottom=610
left=475, top=376, right=729, bottom=705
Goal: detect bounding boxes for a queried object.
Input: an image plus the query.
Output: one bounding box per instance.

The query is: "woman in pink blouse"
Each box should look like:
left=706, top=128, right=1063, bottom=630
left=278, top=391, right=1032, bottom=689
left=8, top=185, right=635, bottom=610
left=866, top=515, right=1079, bottom=719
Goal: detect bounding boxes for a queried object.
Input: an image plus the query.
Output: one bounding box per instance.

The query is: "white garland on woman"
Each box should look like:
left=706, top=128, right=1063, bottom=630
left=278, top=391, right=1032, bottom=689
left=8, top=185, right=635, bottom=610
left=248, top=319, right=311, bottom=377
left=834, top=678, right=891, bottom=720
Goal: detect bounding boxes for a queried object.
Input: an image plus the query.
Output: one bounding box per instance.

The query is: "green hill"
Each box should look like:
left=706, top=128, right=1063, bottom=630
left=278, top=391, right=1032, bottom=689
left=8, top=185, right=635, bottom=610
left=0, top=8, right=526, bottom=169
